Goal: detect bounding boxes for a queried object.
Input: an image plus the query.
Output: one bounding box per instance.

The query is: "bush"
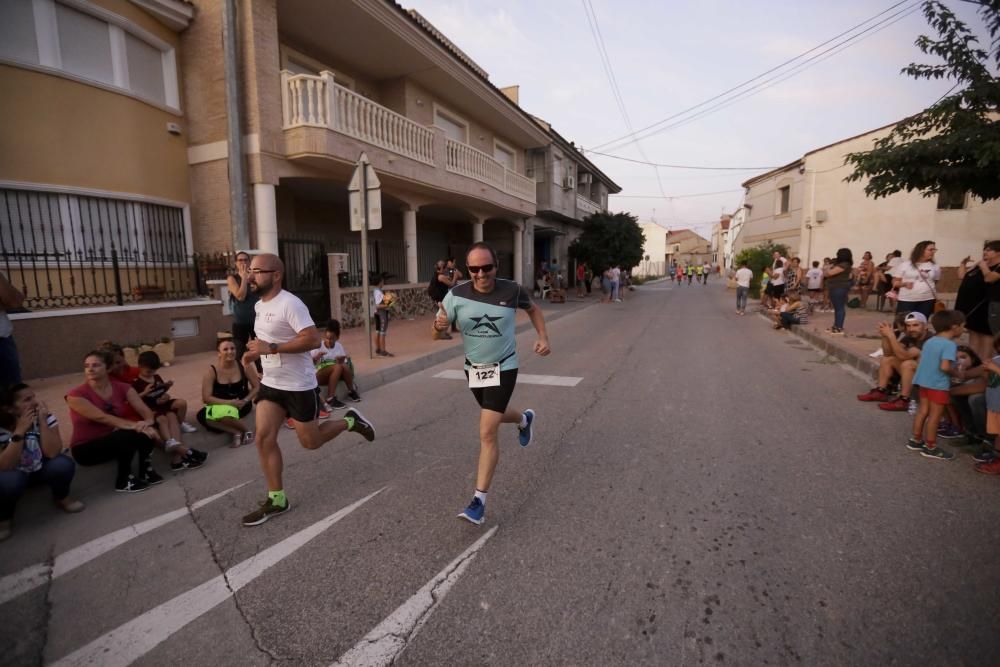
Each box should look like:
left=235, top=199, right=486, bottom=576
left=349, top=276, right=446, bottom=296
left=734, top=242, right=790, bottom=299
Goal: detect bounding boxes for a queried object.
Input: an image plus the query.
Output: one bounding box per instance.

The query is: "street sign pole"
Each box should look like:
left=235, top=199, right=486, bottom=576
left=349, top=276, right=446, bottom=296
left=361, top=162, right=372, bottom=360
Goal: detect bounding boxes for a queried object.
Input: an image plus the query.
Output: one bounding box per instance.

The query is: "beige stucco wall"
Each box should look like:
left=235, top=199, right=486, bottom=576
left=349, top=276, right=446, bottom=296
left=802, top=129, right=1000, bottom=267
left=735, top=166, right=804, bottom=257
left=637, top=222, right=668, bottom=275
left=0, top=64, right=189, bottom=203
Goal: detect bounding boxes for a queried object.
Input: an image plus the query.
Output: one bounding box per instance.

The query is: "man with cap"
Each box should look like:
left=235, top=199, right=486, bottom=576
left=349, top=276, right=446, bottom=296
left=857, top=311, right=932, bottom=411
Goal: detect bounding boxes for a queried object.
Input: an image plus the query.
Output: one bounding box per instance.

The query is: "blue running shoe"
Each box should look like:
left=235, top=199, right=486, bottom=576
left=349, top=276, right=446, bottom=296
left=458, top=497, right=485, bottom=525
left=518, top=409, right=535, bottom=448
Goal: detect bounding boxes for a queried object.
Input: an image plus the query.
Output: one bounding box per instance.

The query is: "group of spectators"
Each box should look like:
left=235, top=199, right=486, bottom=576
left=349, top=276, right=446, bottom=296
left=735, top=240, right=1000, bottom=473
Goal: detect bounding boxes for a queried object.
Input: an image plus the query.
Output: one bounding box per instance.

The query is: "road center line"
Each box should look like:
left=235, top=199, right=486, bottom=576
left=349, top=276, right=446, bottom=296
left=331, top=525, right=499, bottom=667
left=0, top=482, right=250, bottom=607
left=434, top=370, right=582, bottom=387
left=51, top=487, right=385, bottom=667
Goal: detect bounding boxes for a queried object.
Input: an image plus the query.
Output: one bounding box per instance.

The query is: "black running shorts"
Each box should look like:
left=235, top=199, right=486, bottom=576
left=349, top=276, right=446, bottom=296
left=256, top=384, right=322, bottom=422
left=466, top=368, right=518, bottom=414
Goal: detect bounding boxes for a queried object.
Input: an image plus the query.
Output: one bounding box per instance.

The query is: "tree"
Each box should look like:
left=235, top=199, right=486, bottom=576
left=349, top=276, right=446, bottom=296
left=733, top=242, right=790, bottom=298
left=845, top=1, right=1000, bottom=201
left=568, top=212, right=645, bottom=273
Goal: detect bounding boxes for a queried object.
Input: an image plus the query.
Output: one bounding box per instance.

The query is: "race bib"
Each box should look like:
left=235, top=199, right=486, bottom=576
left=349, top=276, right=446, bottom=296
left=260, top=353, right=282, bottom=369
left=468, top=362, right=500, bottom=388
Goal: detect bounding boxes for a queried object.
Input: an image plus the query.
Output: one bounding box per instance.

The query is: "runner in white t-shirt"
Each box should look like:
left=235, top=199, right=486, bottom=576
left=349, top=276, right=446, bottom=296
left=239, top=253, right=376, bottom=527
left=734, top=261, right=753, bottom=315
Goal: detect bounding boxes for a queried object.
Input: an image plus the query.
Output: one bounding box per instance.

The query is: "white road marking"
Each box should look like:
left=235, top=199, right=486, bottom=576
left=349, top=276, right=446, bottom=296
left=332, top=526, right=499, bottom=667
left=0, top=482, right=249, bottom=607
left=434, top=370, right=582, bottom=387
left=52, top=487, right=385, bottom=667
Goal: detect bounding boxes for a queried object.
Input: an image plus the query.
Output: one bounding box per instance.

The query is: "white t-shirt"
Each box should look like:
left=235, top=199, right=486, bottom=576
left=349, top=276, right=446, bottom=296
left=371, top=288, right=385, bottom=317
left=314, top=340, right=346, bottom=363
left=896, top=261, right=941, bottom=302
left=771, top=266, right=786, bottom=286
left=735, top=267, right=753, bottom=288
left=611, top=267, right=621, bottom=282
left=885, top=256, right=903, bottom=277
left=805, top=268, right=823, bottom=290
left=254, top=290, right=317, bottom=391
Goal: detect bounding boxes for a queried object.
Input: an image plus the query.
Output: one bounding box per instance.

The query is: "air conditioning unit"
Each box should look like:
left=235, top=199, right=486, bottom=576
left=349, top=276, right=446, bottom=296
left=562, top=175, right=575, bottom=190
left=579, top=173, right=592, bottom=184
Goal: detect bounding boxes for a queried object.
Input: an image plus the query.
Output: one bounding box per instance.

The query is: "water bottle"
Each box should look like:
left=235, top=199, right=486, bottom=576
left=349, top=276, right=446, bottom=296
left=907, top=398, right=917, bottom=415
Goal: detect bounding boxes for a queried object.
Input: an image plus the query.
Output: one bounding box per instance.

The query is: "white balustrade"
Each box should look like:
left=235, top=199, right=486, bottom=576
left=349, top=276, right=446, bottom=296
left=576, top=193, right=602, bottom=216
left=446, top=139, right=536, bottom=204
left=282, top=71, right=434, bottom=165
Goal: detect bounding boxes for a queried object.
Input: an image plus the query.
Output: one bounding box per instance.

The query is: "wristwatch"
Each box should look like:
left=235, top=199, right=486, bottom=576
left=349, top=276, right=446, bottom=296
left=268, top=342, right=279, bottom=354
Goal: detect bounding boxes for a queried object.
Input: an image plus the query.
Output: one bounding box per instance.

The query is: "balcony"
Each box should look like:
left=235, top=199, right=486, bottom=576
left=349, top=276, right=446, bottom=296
left=281, top=71, right=535, bottom=205
left=576, top=193, right=602, bottom=217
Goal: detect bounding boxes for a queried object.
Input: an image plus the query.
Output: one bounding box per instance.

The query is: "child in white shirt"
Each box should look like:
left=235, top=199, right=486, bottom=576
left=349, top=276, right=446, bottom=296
left=312, top=319, right=361, bottom=410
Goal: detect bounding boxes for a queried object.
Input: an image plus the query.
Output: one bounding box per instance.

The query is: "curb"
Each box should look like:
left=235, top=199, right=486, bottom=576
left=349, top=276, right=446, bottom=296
left=756, top=311, right=879, bottom=381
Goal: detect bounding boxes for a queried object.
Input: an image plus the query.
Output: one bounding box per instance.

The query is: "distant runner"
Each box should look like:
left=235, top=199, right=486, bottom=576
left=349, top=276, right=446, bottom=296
left=435, top=242, right=551, bottom=525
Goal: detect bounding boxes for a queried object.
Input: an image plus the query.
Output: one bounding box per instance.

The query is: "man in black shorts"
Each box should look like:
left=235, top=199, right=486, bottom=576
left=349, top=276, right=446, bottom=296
left=435, top=242, right=551, bottom=525
left=240, top=253, right=376, bottom=526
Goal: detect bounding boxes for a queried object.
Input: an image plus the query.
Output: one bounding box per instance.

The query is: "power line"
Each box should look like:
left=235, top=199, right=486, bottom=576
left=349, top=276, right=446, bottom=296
left=580, top=0, right=670, bottom=198
left=586, top=150, right=781, bottom=170
left=590, top=0, right=917, bottom=153
left=596, top=2, right=921, bottom=148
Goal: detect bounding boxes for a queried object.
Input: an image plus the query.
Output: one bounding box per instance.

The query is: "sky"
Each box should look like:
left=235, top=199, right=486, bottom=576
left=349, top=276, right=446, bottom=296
left=404, top=0, right=988, bottom=238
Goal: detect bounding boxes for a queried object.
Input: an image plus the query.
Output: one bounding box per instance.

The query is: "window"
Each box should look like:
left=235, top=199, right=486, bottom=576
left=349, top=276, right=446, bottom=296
left=0, top=0, right=179, bottom=110
left=778, top=185, right=790, bottom=215
left=0, top=0, right=39, bottom=64
left=494, top=140, right=516, bottom=171
left=434, top=105, right=469, bottom=143
left=936, top=188, right=966, bottom=210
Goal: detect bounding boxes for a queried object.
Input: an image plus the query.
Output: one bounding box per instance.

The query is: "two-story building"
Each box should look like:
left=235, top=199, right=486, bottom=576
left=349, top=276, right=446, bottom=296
left=731, top=159, right=805, bottom=259
left=665, top=229, right=712, bottom=268
left=182, top=0, right=552, bottom=321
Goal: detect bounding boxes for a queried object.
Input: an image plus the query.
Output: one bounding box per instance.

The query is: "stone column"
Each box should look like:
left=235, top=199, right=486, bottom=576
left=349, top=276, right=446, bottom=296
left=254, top=183, right=278, bottom=253
left=472, top=219, right=484, bottom=243
left=512, top=220, right=524, bottom=285
left=404, top=208, right=418, bottom=284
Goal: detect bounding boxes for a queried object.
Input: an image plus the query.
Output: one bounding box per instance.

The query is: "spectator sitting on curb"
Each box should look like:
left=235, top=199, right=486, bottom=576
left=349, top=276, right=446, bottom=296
left=948, top=344, right=994, bottom=460
left=133, top=351, right=207, bottom=471
left=197, top=338, right=259, bottom=448
left=771, top=293, right=808, bottom=330
left=973, top=333, right=1000, bottom=474
left=938, top=346, right=984, bottom=439
left=857, top=312, right=931, bottom=411
left=313, top=319, right=361, bottom=411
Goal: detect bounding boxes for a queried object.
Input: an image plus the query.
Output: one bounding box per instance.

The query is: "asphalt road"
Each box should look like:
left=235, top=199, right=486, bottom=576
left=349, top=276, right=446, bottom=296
left=4, top=279, right=999, bottom=666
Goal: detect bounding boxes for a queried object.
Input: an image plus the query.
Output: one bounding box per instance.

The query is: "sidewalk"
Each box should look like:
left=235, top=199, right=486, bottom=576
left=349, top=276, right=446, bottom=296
left=752, top=299, right=969, bottom=380
left=24, top=291, right=598, bottom=498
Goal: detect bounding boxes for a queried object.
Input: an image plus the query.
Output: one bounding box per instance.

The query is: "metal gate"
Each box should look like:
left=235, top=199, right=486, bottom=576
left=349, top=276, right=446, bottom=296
left=278, top=238, right=329, bottom=323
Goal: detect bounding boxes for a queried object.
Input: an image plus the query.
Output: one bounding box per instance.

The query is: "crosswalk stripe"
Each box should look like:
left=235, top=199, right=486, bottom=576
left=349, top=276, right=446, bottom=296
left=433, top=370, right=582, bottom=387
left=51, top=487, right=385, bottom=667
left=0, top=482, right=249, bottom=607
left=332, top=525, right=499, bottom=667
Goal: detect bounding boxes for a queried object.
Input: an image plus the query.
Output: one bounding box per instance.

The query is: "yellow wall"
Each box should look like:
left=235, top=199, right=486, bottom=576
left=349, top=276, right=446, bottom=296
left=0, top=64, right=190, bottom=202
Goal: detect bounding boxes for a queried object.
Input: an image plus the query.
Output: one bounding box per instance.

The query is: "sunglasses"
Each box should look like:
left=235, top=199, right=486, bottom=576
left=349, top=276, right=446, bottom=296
left=468, top=264, right=495, bottom=274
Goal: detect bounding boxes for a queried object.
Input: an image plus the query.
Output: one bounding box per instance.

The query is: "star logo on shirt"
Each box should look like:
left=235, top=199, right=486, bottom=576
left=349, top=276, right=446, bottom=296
left=468, top=313, right=503, bottom=336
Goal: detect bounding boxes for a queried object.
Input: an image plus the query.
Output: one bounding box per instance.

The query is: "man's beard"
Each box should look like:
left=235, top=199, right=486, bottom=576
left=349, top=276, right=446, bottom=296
left=250, top=281, right=276, bottom=297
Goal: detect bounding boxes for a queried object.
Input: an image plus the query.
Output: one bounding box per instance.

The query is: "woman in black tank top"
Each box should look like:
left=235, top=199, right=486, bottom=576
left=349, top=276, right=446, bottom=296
left=196, top=339, right=259, bottom=446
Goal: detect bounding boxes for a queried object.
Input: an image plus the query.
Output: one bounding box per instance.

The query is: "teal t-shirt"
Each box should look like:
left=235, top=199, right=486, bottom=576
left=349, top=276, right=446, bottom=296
left=442, top=279, right=533, bottom=371
left=912, top=335, right=957, bottom=391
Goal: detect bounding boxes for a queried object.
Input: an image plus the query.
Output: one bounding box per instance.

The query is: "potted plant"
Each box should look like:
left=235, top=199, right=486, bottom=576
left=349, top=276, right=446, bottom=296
left=153, top=336, right=175, bottom=366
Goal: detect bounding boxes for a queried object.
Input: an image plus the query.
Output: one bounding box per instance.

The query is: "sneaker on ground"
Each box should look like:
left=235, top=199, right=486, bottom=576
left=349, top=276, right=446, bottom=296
left=346, top=389, right=362, bottom=403
left=920, top=446, right=954, bottom=461
left=318, top=409, right=331, bottom=420
left=457, top=497, right=485, bottom=525
left=171, top=451, right=205, bottom=472
left=141, top=468, right=165, bottom=485
left=242, top=431, right=255, bottom=446
left=284, top=418, right=295, bottom=430
left=518, top=409, right=535, bottom=447
left=973, top=449, right=997, bottom=464
left=188, top=448, right=208, bottom=462
left=975, top=458, right=1000, bottom=474
left=326, top=397, right=347, bottom=410
left=937, top=423, right=964, bottom=439
left=180, top=422, right=198, bottom=433
left=905, top=438, right=926, bottom=452
left=879, top=397, right=909, bottom=412
left=857, top=388, right=889, bottom=402
left=242, top=497, right=291, bottom=526
left=115, top=475, right=150, bottom=493
left=345, top=408, right=376, bottom=442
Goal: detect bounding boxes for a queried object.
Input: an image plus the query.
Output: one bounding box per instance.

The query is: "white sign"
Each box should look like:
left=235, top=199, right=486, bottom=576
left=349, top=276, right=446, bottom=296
left=348, top=153, right=382, bottom=231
